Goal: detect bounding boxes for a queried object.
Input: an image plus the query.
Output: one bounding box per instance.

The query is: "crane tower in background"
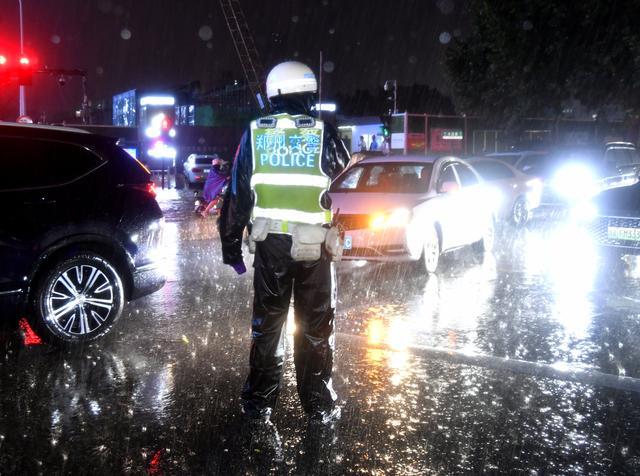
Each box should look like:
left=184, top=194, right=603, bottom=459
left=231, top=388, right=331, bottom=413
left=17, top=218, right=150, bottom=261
left=219, top=0, right=268, bottom=111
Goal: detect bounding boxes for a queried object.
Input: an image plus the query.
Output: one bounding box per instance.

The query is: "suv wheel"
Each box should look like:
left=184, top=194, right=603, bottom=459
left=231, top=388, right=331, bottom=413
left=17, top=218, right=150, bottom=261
left=512, top=196, right=529, bottom=227
left=31, top=253, right=125, bottom=345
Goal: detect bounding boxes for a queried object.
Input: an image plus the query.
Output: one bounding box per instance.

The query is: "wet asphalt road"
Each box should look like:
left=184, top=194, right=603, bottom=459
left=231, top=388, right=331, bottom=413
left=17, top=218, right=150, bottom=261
left=2, top=187, right=640, bottom=475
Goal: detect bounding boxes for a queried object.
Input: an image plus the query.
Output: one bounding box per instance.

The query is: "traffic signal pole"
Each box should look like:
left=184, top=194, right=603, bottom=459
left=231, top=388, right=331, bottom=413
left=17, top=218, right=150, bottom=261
left=18, top=0, right=25, bottom=116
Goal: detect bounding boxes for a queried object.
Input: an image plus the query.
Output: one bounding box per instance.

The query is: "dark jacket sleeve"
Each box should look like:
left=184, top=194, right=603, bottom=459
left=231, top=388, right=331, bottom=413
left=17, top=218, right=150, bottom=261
left=219, top=129, right=253, bottom=265
left=322, top=122, right=350, bottom=180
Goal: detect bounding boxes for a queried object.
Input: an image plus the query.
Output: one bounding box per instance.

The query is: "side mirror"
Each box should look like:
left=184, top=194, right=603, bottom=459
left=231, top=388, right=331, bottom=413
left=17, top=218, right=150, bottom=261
left=438, top=180, right=459, bottom=194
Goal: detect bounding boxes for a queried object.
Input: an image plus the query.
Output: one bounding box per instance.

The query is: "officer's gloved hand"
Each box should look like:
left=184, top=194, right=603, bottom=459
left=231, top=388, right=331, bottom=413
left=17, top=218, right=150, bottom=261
left=230, top=261, right=247, bottom=275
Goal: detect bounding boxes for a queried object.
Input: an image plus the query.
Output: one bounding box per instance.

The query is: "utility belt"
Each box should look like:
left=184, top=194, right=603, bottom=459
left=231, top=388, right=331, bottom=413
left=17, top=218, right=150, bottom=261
left=249, top=217, right=343, bottom=262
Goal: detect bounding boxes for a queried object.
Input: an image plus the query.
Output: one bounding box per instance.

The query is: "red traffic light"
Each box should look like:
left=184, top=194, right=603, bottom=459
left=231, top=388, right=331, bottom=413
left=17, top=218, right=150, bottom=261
left=0, top=55, right=7, bottom=65
left=19, top=56, right=30, bottom=65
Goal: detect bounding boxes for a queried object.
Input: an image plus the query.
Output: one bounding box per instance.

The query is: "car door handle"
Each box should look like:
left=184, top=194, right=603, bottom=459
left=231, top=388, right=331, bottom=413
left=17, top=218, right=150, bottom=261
left=24, top=197, right=56, bottom=205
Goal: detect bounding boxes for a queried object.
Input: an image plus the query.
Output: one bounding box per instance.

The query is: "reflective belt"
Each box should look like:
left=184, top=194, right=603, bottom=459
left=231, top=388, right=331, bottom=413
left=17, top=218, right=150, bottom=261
left=253, top=207, right=331, bottom=226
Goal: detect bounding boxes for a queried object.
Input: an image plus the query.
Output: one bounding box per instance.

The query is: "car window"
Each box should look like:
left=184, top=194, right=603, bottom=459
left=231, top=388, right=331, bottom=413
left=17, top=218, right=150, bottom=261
left=195, top=158, right=213, bottom=165
left=333, top=162, right=431, bottom=193
left=472, top=161, right=515, bottom=180
left=454, top=163, right=479, bottom=187
left=605, top=147, right=637, bottom=168
left=518, top=154, right=549, bottom=174
left=437, top=163, right=458, bottom=189
left=0, top=137, right=104, bottom=191
left=332, top=166, right=364, bottom=191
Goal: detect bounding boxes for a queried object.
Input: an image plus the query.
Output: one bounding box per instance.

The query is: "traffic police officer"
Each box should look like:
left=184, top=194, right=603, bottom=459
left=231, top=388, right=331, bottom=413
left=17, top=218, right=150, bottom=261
left=219, top=61, right=349, bottom=425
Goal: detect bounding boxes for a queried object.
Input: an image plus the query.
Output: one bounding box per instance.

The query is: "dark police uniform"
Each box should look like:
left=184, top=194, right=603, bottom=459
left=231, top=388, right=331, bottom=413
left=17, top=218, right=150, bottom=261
left=219, top=94, right=349, bottom=419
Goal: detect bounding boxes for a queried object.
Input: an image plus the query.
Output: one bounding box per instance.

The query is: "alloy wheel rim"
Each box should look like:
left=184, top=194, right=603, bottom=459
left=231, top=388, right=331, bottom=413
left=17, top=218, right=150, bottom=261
left=45, top=265, right=115, bottom=336
left=425, top=231, right=439, bottom=270
left=514, top=199, right=527, bottom=225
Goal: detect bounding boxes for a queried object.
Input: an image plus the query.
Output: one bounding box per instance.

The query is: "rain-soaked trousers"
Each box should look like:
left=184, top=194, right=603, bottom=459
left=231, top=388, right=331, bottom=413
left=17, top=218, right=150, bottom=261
left=242, top=233, right=337, bottom=416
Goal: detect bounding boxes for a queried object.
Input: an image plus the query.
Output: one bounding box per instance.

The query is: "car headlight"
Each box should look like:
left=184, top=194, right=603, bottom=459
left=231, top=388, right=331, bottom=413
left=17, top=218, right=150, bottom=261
left=553, top=164, right=597, bottom=200
left=370, top=208, right=411, bottom=229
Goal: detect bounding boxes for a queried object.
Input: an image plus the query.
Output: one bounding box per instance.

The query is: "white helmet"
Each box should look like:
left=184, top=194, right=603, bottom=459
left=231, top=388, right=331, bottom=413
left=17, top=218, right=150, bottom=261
left=266, top=61, right=317, bottom=99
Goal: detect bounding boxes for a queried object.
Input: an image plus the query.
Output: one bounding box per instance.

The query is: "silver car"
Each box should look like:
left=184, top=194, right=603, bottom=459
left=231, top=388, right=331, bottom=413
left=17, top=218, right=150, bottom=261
left=183, top=154, right=216, bottom=186
left=329, top=155, right=499, bottom=274
left=467, top=157, right=543, bottom=226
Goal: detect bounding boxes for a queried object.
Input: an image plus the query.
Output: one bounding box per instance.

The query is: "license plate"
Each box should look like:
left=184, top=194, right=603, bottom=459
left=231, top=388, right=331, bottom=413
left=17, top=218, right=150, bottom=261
left=344, top=235, right=352, bottom=250
left=608, top=226, right=640, bottom=241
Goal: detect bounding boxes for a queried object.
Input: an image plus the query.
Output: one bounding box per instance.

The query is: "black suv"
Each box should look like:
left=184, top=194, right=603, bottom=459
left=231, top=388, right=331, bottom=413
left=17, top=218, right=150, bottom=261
left=0, top=123, right=165, bottom=345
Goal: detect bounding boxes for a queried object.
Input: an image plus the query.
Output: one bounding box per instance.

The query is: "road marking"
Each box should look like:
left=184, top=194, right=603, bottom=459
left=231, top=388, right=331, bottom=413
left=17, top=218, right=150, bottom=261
left=337, top=331, right=640, bottom=394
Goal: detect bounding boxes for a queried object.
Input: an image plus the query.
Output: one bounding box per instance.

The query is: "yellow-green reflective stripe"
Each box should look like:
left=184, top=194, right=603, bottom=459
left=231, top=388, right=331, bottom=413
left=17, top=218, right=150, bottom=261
left=253, top=207, right=331, bottom=224
left=251, top=173, right=329, bottom=188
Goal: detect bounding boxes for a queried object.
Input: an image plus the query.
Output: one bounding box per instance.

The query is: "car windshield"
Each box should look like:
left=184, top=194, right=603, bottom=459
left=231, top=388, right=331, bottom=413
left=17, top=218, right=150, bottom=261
left=332, top=162, right=432, bottom=193
left=195, top=158, right=213, bottom=165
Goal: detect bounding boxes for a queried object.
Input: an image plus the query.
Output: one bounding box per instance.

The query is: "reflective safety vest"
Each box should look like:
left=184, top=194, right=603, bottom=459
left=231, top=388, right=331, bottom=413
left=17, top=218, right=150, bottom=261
left=250, top=113, right=331, bottom=226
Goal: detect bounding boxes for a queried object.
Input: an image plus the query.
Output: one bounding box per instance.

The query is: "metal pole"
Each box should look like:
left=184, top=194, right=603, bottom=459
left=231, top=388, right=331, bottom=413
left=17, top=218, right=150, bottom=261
left=393, top=80, right=397, bottom=115
left=18, top=0, right=25, bottom=116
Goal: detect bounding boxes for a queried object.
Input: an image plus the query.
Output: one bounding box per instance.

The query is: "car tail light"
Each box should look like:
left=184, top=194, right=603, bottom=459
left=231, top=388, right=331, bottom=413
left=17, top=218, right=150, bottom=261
left=192, top=167, right=203, bottom=173
left=127, top=182, right=157, bottom=197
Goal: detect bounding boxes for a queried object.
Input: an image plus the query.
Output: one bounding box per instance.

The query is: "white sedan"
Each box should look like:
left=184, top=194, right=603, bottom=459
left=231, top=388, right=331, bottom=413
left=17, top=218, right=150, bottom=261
left=329, top=155, right=499, bottom=273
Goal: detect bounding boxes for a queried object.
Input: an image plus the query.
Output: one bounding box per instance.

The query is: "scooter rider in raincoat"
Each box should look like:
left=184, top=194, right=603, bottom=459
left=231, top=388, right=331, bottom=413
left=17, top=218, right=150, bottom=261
left=219, top=61, right=350, bottom=426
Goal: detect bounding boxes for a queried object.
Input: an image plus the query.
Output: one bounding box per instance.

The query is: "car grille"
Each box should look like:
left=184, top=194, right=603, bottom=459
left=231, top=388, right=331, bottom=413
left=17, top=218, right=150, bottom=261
left=337, top=214, right=370, bottom=231
left=343, top=245, right=408, bottom=258
left=590, top=215, right=640, bottom=248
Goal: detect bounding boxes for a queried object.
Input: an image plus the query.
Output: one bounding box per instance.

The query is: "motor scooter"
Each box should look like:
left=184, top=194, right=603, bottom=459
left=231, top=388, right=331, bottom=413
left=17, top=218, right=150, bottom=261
left=194, top=184, right=228, bottom=217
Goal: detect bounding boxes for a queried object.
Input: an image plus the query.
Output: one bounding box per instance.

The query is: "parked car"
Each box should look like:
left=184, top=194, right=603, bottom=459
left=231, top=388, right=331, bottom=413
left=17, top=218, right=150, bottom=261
left=467, top=157, right=543, bottom=226
left=486, top=150, right=550, bottom=176
left=586, top=176, right=640, bottom=255
left=329, top=155, right=497, bottom=274
left=0, top=123, right=165, bottom=345
left=183, top=154, right=218, bottom=187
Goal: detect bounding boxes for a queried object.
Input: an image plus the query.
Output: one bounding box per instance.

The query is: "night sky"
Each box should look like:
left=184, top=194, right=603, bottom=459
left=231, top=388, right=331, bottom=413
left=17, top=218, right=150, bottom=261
left=0, top=0, right=466, bottom=122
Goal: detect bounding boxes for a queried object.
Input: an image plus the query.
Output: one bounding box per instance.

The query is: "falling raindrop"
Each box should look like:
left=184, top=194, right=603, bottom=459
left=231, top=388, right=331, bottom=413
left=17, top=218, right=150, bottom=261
left=120, top=28, right=132, bottom=40
left=293, top=51, right=299, bottom=57
left=199, top=25, right=213, bottom=41
left=206, top=42, right=213, bottom=49
left=113, top=5, right=124, bottom=16
left=329, top=28, right=335, bottom=35
left=291, top=15, right=299, bottom=23
left=96, top=66, right=104, bottom=75
left=98, top=0, right=112, bottom=14
left=50, top=34, right=61, bottom=45
left=523, top=20, right=533, bottom=31
left=323, top=61, right=335, bottom=73
left=437, top=0, right=454, bottom=14
left=439, top=31, right=451, bottom=44
left=409, top=55, right=418, bottom=64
